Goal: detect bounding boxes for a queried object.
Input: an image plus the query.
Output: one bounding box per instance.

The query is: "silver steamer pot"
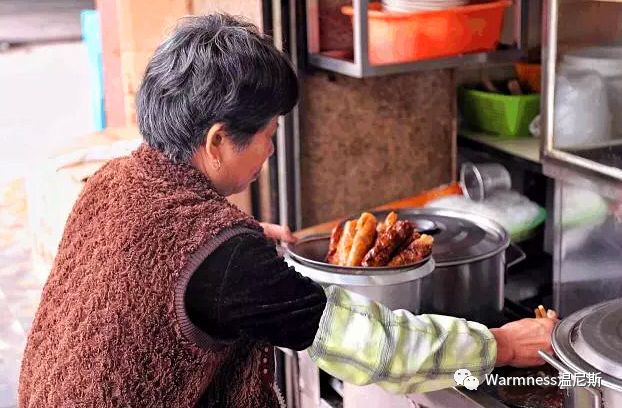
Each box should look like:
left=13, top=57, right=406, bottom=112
left=539, top=299, right=622, bottom=408
left=410, top=208, right=525, bottom=322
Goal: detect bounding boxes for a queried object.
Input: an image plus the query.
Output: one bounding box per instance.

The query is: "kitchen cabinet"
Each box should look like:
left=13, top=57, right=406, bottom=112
left=540, top=0, right=622, bottom=315
left=305, top=0, right=531, bottom=78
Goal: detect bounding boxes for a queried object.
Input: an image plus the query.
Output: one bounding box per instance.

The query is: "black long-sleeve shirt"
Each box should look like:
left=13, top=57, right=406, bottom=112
left=184, top=233, right=327, bottom=350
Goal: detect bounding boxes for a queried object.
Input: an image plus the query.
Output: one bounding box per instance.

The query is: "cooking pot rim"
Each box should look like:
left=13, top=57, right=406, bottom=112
left=284, top=256, right=435, bottom=286
left=551, top=300, right=622, bottom=391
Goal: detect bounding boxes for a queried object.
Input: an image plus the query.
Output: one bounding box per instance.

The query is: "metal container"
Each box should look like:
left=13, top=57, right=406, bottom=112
left=401, top=208, right=525, bottom=322
left=283, top=236, right=434, bottom=312
left=539, top=299, right=622, bottom=408
left=461, top=162, right=512, bottom=202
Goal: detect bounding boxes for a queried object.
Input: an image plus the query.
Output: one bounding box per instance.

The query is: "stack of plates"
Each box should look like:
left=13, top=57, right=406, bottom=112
left=382, top=0, right=469, bottom=12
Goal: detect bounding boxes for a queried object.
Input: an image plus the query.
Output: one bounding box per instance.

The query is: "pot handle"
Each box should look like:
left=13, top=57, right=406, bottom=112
left=584, top=387, right=603, bottom=408
left=506, top=243, right=526, bottom=269
left=538, top=350, right=570, bottom=374
left=538, top=350, right=602, bottom=408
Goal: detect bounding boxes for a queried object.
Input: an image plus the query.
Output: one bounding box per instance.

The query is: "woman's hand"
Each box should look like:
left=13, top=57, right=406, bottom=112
left=491, top=309, right=558, bottom=367
left=260, top=223, right=298, bottom=244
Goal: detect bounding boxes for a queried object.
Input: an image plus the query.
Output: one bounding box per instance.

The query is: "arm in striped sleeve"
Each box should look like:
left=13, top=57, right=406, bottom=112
left=307, top=285, right=497, bottom=394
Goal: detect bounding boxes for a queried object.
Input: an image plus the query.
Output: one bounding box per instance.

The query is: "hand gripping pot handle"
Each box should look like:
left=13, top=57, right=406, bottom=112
left=538, top=350, right=602, bottom=408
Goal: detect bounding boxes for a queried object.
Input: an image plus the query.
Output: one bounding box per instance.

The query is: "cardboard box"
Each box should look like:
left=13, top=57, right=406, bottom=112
left=117, top=0, right=192, bottom=53
left=192, top=0, right=263, bottom=27
left=98, top=0, right=192, bottom=126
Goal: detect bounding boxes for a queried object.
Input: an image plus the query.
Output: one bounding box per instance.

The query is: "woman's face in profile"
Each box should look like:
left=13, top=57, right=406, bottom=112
left=220, top=117, right=278, bottom=194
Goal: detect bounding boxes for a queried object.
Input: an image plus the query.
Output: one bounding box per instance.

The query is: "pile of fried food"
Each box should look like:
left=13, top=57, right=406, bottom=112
left=325, top=211, right=434, bottom=268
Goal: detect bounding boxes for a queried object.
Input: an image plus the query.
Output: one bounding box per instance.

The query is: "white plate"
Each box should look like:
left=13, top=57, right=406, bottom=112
left=382, top=0, right=467, bottom=12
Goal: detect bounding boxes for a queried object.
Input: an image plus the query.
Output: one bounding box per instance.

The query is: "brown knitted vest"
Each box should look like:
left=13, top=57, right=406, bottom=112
left=19, top=144, right=282, bottom=408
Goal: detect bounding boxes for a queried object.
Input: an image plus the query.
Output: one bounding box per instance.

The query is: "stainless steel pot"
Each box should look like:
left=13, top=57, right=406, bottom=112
left=283, top=236, right=434, bottom=312
left=418, top=208, right=526, bottom=322
left=539, top=299, right=622, bottom=408
left=353, top=208, right=524, bottom=322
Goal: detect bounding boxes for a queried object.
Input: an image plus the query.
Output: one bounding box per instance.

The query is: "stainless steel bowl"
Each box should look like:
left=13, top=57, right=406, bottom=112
left=284, top=234, right=431, bottom=273
left=283, top=235, right=434, bottom=312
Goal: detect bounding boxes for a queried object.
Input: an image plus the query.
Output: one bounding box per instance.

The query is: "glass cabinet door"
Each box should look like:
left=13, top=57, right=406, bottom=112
left=542, top=0, right=622, bottom=182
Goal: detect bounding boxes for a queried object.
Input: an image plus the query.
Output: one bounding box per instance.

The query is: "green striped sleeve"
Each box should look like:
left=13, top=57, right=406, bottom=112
left=307, top=285, right=497, bottom=394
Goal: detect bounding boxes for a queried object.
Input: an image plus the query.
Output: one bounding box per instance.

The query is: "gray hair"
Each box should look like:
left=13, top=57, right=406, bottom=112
left=136, top=14, right=298, bottom=162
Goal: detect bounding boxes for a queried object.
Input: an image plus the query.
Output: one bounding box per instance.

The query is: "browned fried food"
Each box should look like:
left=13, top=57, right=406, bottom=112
left=385, top=211, right=398, bottom=228
left=337, top=220, right=357, bottom=266
left=397, top=229, right=421, bottom=253
left=376, top=212, right=397, bottom=235
left=412, top=234, right=433, bottom=257
left=388, top=233, right=434, bottom=267
left=362, top=220, right=414, bottom=267
left=325, top=223, right=343, bottom=264
left=346, top=212, right=377, bottom=266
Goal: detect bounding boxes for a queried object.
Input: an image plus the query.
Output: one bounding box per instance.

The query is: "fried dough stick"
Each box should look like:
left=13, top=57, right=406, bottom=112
left=388, top=234, right=434, bottom=267
left=362, top=220, right=413, bottom=267
left=337, top=220, right=357, bottom=266
left=376, top=211, right=398, bottom=235
left=346, top=212, right=377, bottom=266
left=325, top=223, right=343, bottom=264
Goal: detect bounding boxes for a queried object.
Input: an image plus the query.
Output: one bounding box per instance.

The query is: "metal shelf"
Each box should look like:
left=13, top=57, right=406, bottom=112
left=309, top=49, right=524, bottom=78
left=459, top=129, right=541, bottom=164
left=305, top=0, right=530, bottom=78
left=458, top=130, right=543, bottom=175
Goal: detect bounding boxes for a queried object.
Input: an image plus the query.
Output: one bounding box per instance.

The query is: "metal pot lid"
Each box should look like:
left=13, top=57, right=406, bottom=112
left=552, top=299, right=622, bottom=390
left=397, top=208, right=510, bottom=266
left=573, top=300, right=622, bottom=379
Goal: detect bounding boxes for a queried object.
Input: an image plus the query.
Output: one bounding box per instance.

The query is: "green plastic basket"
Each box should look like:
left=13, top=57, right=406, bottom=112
left=459, top=87, right=540, bottom=137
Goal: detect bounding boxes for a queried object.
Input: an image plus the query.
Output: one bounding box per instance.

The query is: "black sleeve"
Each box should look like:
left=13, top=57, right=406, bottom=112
left=184, top=233, right=327, bottom=350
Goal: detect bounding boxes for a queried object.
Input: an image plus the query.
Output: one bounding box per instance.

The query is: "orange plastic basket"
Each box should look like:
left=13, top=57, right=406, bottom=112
left=341, top=1, right=512, bottom=65
left=514, top=62, right=541, bottom=93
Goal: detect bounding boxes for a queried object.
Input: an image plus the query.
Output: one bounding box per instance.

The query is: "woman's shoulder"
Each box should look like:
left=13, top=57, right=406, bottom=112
left=211, top=230, right=274, bottom=261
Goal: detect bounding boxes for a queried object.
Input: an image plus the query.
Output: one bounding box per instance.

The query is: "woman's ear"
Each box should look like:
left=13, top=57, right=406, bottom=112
left=203, top=123, right=226, bottom=162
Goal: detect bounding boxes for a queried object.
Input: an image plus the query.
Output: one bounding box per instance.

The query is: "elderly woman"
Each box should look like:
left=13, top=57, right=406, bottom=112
left=19, top=14, right=557, bottom=408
